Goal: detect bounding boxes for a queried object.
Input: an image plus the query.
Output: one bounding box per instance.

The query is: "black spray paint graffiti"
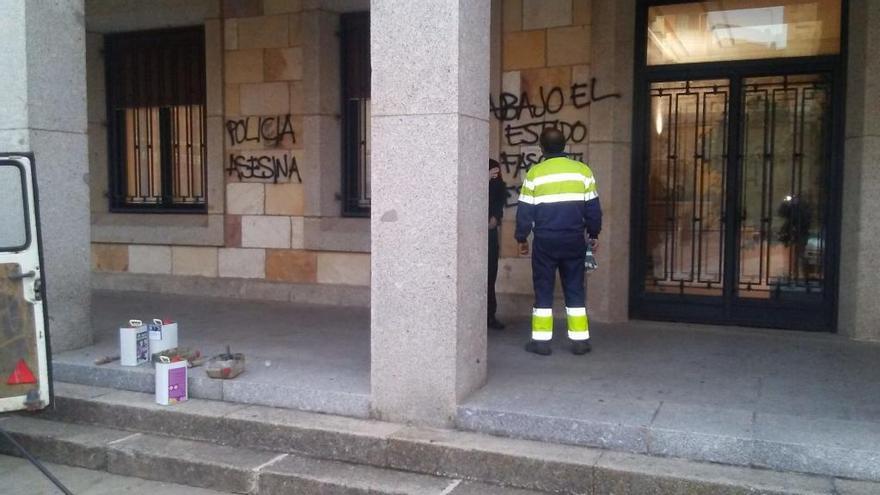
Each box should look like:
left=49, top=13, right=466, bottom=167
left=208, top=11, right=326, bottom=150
left=491, top=77, right=621, bottom=207
left=225, top=114, right=301, bottom=183
left=226, top=153, right=302, bottom=183
left=490, top=77, right=621, bottom=146
left=226, top=115, right=296, bottom=146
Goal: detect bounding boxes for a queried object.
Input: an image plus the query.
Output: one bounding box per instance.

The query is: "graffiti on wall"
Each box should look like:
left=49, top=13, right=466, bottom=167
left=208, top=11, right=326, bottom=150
left=226, top=152, right=302, bottom=183
left=225, top=114, right=302, bottom=183
left=491, top=77, right=621, bottom=206
left=226, top=115, right=296, bottom=146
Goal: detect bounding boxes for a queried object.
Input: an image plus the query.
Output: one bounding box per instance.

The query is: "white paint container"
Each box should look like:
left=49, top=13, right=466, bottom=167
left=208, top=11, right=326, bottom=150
left=149, top=318, right=179, bottom=356
left=119, top=319, right=149, bottom=367
left=155, top=357, right=188, bottom=405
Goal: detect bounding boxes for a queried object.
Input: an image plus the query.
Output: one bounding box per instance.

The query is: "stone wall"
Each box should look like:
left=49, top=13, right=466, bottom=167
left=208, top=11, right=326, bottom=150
left=88, top=0, right=614, bottom=301
left=491, top=0, right=613, bottom=297
left=88, top=0, right=371, bottom=291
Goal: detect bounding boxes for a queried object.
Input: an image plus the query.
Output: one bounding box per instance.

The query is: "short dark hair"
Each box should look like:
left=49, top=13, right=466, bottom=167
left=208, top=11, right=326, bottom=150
left=489, top=158, right=500, bottom=169
left=540, top=127, right=566, bottom=154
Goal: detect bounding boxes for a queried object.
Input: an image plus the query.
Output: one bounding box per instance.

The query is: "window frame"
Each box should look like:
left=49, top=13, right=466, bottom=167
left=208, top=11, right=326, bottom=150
left=340, top=12, right=371, bottom=218
left=104, top=26, right=208, bottom=214
left=0, top=160, right=31, bottom=253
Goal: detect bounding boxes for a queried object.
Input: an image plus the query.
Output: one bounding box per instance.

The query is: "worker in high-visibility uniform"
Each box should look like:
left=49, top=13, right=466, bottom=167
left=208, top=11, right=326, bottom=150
left=515, top=128, right=602, bottom=356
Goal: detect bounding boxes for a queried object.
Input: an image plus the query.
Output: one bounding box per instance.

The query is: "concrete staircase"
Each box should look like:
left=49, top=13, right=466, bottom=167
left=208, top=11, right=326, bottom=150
left=1, top=382, right=877, bottom=495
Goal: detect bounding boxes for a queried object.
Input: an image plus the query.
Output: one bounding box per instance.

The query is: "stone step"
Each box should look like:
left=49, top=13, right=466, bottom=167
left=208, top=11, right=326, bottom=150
left=29, top=382, right=880, bottom=495
left=0, top=415, right=535, bottom=495
left=458, top=397, right=880, bottom=483
left=0, top=454, right=234, bottom=495
left=51, top=354, right=371, bottom=418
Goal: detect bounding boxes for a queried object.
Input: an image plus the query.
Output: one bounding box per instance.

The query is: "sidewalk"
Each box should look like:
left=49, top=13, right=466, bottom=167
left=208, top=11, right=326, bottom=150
left=51, top=290, right=880, bottom=480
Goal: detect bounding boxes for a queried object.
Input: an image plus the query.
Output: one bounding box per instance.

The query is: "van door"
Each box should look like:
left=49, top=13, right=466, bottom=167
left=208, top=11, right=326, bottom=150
left=0, top=154, right=51, bottom=412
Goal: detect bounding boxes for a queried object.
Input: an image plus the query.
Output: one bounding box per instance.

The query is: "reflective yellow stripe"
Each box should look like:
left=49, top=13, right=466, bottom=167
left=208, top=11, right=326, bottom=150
left=566, top=307, right=588, bottom=334
left=532, top=307, right=553, bottom=335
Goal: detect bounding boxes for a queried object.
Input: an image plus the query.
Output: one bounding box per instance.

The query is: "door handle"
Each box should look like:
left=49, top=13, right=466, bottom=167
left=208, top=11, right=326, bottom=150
left=8, top=270, right=35, bottom=280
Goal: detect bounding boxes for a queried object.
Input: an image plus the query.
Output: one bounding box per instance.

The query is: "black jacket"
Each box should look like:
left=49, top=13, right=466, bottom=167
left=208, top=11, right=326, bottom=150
left=489, top=176, right=508, bottom=221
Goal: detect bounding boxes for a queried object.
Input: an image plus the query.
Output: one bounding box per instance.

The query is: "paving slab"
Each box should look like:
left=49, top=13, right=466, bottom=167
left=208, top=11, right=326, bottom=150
left=0, top=455, right=232, bottom=495
left=258, top=454, right=454, bottom=495
left=0, top=415, right=134, bottom=470
left=648, top=402, right=754, bottom=466
left=448, top=481, right=549, bottom=495
left=221, top=370, right=370, bottom=417
left=224, top=403, right=401, bottom=465
left=106, top=433, right=283, bottom=493
left=834, top=478, right=880, bottom=495
left=458, top=387, right=659, bottom=453
left=46, top=387, right=249, bottom=442
left=752, top=413, right=880, bottom=480
left=594, top=451, right=835, bottom=495
left=387, top=426, right=600, bottom=494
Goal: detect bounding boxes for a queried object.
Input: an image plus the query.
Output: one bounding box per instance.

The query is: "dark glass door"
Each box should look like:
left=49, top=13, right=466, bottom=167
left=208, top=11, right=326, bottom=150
left=633, top=72, right=837, bottom=330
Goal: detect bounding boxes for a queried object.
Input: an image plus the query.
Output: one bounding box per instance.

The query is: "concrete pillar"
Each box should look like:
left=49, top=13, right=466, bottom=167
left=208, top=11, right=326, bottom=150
left=370, top=0, right=490, bottom=426
left=839, top=0, right=880, bottom=341
left=586, top=0, right=635, bottom=322
left=0, top=0, right=90, bottom=351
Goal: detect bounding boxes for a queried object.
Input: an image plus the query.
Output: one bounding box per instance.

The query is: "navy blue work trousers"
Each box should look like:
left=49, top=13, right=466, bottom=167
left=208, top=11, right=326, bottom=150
left=531, top=235, right=586, bottom=308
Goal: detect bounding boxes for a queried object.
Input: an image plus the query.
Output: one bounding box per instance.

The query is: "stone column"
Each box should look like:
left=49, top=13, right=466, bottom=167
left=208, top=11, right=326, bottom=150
left=839, top=0, right=880, bottom=341
left=586, top=0, right=635, bottom=322
left=370, top=0, right=490, bottom=427
left=0, top=1, right=90, bottom=351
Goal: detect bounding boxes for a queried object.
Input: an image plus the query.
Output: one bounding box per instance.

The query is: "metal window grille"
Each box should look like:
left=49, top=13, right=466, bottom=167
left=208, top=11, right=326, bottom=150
left=105, top=27, right=207, bottom=212
left=340, top=12, right=371, bottom=217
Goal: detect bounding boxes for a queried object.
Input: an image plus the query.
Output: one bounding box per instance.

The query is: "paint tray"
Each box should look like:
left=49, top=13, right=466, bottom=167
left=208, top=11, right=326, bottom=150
left=205, top=346, right=245, bottom=379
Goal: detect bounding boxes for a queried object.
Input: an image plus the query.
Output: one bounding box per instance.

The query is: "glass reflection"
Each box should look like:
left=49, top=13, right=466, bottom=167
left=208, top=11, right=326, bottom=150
left=648, top=0, right=841, bottom=65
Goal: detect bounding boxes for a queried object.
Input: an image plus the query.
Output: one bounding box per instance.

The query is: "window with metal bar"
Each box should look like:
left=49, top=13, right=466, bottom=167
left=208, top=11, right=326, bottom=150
left=105, top=27, right=207, bottom=212
left=341, top=13, right=371, bottom=217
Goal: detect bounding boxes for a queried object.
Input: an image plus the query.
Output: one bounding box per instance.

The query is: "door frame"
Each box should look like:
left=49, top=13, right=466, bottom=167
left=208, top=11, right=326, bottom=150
left=629, top=0, right=849, bottom=331
left=0, top=153, right=53, bottom=411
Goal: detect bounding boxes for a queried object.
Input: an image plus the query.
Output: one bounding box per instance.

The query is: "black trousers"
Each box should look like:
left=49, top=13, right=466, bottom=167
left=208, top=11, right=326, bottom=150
left=488, top=228, right=500, bottom=319
left=532, top=235, right=586, bottom=308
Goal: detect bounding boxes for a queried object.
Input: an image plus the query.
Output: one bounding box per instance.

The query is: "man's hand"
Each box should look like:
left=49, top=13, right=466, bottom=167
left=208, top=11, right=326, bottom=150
left=589, top=238, right=599, bottom=253
left=489, top=216, right=498, bottom=229
left=518, top=242, right=530, bottom=256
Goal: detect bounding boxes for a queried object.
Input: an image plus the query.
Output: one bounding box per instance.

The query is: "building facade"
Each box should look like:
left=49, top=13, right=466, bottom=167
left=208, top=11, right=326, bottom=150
left=1, top=0, right=878, bottom=425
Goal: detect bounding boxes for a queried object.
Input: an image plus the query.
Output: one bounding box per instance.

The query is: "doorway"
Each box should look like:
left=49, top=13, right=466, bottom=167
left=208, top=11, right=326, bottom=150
left=630, top=1, right=845, bottom=330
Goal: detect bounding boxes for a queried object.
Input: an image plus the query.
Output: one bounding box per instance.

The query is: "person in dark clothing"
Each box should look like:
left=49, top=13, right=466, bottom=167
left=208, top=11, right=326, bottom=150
left=488, top=158, right=508, bottom=330
left=516, top=128, right=602, bottom=356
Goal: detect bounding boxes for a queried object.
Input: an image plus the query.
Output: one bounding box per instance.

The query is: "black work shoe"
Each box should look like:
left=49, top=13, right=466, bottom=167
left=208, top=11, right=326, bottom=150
left=571, top=340, right=592, bottom=355
left=525, top=340, right=552, bottom=356
left=488, top=318, right=506, bottom=330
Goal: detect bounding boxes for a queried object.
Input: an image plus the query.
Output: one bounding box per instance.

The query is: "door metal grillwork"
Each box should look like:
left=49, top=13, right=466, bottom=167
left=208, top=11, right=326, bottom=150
left=738, top=74, right=831, bottom=299
left=646, top=79, right=729, bottom=296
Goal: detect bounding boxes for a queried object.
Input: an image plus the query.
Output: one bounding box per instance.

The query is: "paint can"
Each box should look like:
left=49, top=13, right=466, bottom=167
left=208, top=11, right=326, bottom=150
left=149, top=318, right=179, bottom=357
left=119, top=319, right=149, bottom=367
left=155, top=356, right=188, bottom=405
